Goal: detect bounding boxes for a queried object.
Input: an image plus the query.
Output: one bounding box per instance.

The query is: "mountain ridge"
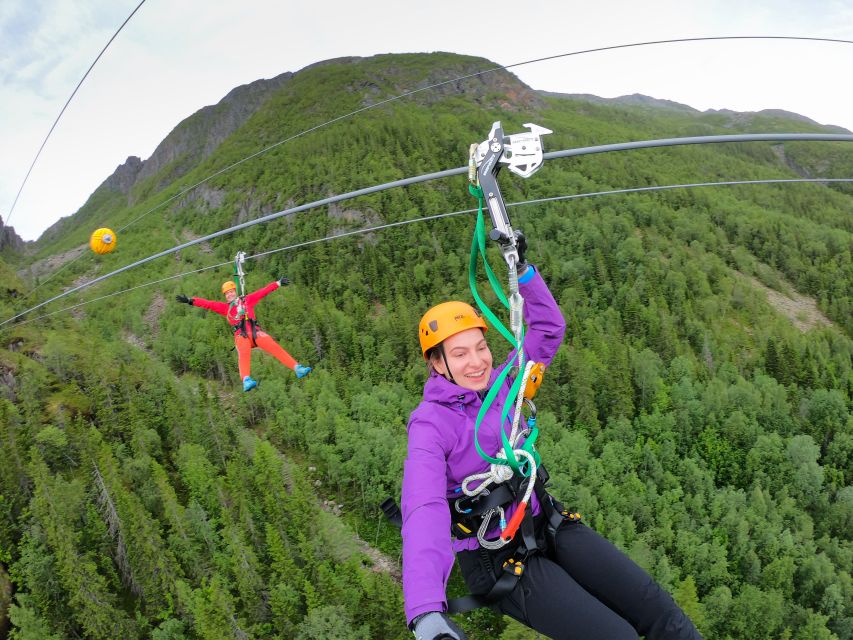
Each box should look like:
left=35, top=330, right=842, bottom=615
left=28, top=53, right=851, bottom=249
left=543, top=90, right=852, bottom=133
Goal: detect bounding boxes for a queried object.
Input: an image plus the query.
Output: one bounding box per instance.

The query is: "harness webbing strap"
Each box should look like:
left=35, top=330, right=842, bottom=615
left=446, top=567, right=521, bottom=615
left=454, top=483, right=516, bottom=518
left=447, top=467, right=563, bottom=614
left=467, top=184, right=515, bottom=345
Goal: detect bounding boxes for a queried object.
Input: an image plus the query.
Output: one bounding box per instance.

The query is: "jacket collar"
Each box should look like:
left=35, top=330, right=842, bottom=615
left=422, top=368, right=500, bottom=406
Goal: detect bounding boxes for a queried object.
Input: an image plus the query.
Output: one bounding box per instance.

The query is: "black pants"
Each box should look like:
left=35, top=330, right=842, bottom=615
left=457, top=520, right=702, bottom=640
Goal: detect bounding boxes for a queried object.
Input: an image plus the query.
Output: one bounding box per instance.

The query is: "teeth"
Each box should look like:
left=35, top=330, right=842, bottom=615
left=467, top=370, right=485, bottom=378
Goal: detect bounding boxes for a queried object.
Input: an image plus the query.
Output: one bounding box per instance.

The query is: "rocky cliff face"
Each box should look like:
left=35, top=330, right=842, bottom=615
left=36, top=53, right=542, bottom=245
left=34, top=72, right=294, bottom=245
left=71, top=72, right=293, bottom=207
left=0, top=216, right=25, bottom=252
left=134, top=71, right=294, bottom=188
left=104, top=155, right=144, bottom=194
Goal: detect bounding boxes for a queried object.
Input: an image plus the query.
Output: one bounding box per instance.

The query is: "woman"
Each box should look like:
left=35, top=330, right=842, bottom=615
left=402, top=254, right=701, bottom=640
left=176, top=277, right=312, bottom=391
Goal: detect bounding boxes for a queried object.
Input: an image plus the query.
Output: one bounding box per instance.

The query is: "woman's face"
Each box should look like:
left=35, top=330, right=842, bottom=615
left=432, top=327, right=493, bottom=391
left=224, top=289, right=237, bottom=303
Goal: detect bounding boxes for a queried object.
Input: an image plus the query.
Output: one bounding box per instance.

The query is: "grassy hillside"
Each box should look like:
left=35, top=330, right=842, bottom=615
left=1, top=52, right=851, bottom=639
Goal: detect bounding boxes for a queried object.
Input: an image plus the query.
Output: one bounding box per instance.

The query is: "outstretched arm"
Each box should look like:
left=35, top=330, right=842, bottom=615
left=244, top=281, right=281, bottom=305
left=188, top=296, right=229, bottom=316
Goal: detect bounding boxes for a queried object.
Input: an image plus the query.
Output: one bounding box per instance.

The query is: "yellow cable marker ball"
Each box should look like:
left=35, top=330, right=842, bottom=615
left=90, top=228, right=117, bottom=254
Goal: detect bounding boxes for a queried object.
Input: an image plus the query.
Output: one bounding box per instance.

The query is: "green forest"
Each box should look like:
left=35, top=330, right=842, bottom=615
left=0, top=52, right=851, bottom=639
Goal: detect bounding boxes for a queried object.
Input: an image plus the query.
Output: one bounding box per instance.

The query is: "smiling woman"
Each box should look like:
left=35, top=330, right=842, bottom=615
left=420, top=300, right=492, bottom=391
left=401, top=256, right=702, bottom=640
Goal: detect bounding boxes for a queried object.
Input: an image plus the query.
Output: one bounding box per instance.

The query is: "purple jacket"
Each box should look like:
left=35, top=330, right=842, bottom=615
left=401, top=267, right=566, bottom=624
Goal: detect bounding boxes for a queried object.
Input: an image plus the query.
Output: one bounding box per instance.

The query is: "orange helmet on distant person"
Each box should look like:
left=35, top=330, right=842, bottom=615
left=221, top=280, right=237, bottom=295
left=418, top=301, right=488, bottom=358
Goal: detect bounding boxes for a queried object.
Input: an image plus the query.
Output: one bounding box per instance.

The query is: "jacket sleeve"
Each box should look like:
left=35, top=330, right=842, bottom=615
left=245, top=281, right=280, bottom=305
left=190, top=297, right=229, bottom=317
left=401, top=411, right=454, bottom=625
left=518, top=266, right=566, bottom=366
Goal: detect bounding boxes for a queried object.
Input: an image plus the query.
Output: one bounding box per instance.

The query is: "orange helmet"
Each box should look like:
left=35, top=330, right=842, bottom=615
left=418, top=301, right=487, bottom=358
left=221, top=280, right=237, bottom=295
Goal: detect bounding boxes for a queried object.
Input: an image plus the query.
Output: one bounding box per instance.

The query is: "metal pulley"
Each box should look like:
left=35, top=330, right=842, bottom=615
left=468, top=121, right=552, bottom=344
left=469, top=121, right=552, bottom=266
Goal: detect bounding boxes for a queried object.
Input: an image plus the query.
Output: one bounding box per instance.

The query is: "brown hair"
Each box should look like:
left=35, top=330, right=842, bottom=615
left=425, top=346, right=441, bottom=374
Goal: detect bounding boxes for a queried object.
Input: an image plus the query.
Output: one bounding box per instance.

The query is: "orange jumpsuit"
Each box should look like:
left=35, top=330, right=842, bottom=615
left=191, top=282, right=296, bottom=379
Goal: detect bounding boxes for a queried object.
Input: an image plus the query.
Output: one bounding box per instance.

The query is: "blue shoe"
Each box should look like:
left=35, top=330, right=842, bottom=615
left=294, top=364, right=312, bottom=379
left=242, top=376, right=258, bottom=392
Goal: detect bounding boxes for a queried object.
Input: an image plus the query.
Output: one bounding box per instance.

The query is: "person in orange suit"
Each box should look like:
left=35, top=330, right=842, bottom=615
left=176, top=277, right=312, bottom=391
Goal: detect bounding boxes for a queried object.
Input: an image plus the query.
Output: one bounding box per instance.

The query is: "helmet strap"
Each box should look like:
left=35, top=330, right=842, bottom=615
left=438, top=344, right=456, bottom=384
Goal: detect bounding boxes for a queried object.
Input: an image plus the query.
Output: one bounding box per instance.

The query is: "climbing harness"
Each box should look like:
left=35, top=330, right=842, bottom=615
left=382, top=466, right=583, bottom=614
left=229, top=251, right=260, bottom=341
left=446, top=466, right=582, bottom=614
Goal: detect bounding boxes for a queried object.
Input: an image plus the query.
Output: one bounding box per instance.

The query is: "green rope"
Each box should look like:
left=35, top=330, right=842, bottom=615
left=233, top=254, right=246, bottom=299
left=467, top=184, right=539, bottom=476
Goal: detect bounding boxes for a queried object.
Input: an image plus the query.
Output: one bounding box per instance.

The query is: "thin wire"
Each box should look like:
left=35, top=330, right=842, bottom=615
left=507, top=178, right=853, bottom=207
left=3, top=0, right=147, bottom=232
left=500, top=35, right=853, bottom=75
left=20, top=35, right=853, bottom=294
left=6, top=131, right=853, bottom=328
left=12, top=176, right=851, bottom=328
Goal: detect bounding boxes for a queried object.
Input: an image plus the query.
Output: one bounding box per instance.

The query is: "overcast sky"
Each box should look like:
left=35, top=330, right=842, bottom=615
left=2, top=0, right=853, bottom=241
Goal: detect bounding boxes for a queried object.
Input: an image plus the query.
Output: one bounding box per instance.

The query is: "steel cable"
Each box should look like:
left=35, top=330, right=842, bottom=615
left=9, top=175, right=852, bottom=329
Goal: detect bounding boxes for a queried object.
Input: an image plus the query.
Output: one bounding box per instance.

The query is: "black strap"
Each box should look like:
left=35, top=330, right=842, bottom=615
left=535, top=468, right=564, bottom=526
left=446, top=595, right=490, bottom=614
left=453, top=482, right=516, bottom=517
left=234, top=318, right=248, bottom=338
left=447, top=555, right=526, bottom=614
left=380, top=497, right=403, bottom=529
left=233, top=318, right=261, bottom=341
left=532, top=466, right=572, bottom=557
left=450, top=482, right=518, bottom=539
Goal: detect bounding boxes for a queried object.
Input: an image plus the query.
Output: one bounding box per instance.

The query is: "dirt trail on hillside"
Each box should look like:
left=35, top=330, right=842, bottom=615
left=738, top=272, right=834, bottom=332
left=18, top=244, right=87, bottom=283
